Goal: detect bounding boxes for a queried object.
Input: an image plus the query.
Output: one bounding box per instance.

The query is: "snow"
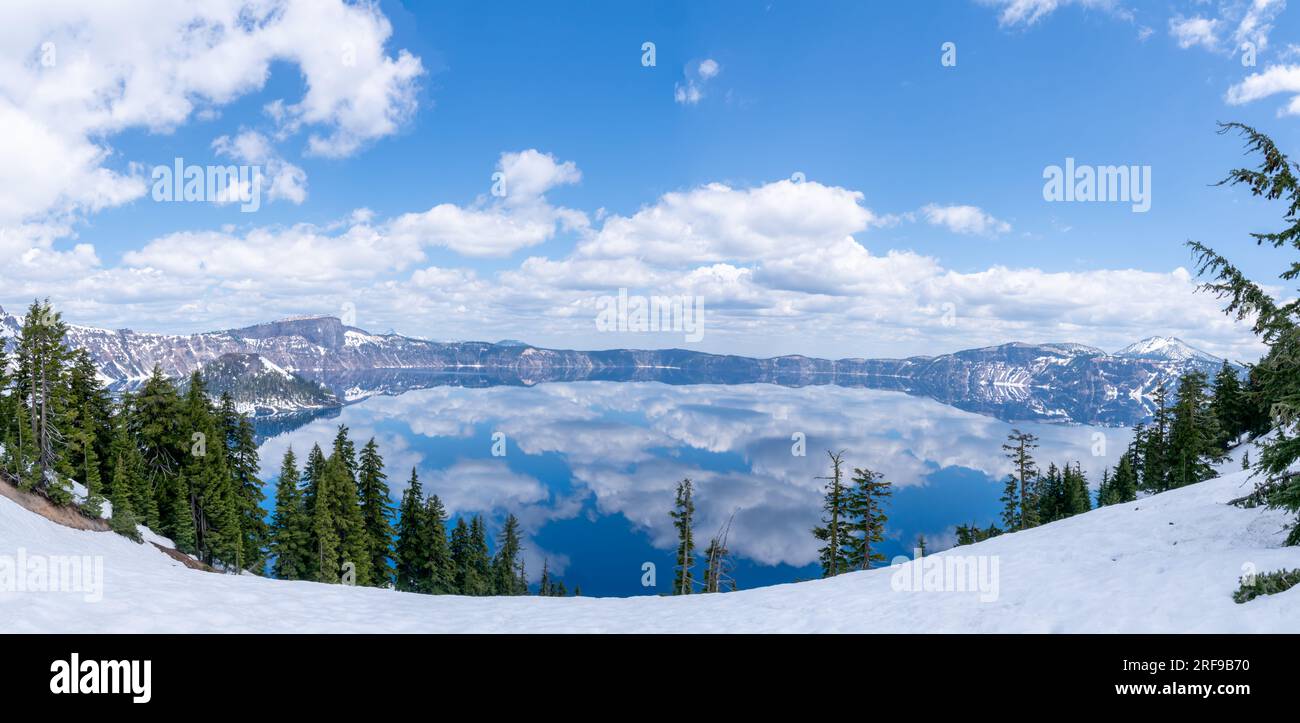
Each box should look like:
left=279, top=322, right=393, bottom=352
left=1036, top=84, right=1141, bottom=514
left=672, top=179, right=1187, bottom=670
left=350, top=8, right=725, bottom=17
left=1113, top=336, right=1220, bottom=364
left=1, top=445, right=1297, bottom=632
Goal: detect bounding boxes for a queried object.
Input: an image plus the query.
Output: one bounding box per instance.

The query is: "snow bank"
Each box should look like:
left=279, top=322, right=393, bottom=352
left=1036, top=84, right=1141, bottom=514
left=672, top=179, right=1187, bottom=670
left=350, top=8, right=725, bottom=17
left=1, top=453, right=1297, bottom=632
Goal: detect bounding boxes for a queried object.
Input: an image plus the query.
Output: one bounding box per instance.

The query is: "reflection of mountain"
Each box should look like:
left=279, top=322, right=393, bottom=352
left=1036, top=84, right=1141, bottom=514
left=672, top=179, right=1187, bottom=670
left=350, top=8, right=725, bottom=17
left=0, top=307, right=1233, bottom=425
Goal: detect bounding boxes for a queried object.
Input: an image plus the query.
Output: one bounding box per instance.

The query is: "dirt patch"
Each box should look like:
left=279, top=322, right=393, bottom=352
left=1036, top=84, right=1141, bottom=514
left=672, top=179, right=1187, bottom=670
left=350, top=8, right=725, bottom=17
left=0, top=473, right=110, bottom=531
left=151, top=542, right=216, bottom=573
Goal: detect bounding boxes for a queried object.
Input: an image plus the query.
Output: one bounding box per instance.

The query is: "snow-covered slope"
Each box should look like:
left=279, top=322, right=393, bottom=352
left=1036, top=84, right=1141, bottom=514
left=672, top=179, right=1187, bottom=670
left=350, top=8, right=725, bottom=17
left=2, top=449, right=1296, bottom=632
left=1114, top=336, right=1221, bottom=365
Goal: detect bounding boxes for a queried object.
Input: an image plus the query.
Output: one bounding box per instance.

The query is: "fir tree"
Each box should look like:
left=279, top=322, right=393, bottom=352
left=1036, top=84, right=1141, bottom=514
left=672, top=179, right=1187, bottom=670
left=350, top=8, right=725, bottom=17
left=811, top=451, right=851, bottom=577
left=108, top=458, right=141, bottom=542
left=492, top=513, right=527, bottom=595
left=357, top=439, right=394, bottom=587
left=423, top=494, right=455, bottom=594
left=1187, top=122, right=1300, bottom=543
left=270, top=448, right=311, bottom=580
left=843, top=466, right=892, bottom=570
left=1002, top=430, right=1039, bottom=529
left=1164, top=370, right=1222, bottom=489
left=670, top=478, right=696, bottom=593
left=393, top=467, right=430, bottom=592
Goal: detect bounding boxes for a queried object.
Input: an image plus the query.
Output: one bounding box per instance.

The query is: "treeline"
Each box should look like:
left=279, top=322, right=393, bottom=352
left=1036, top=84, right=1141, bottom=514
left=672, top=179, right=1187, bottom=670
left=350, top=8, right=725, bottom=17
left=0, top=300, right=574, bottom=593
left=953, top=363, right=1247, bottom=546
left=0, top=300, right=265, bottom=568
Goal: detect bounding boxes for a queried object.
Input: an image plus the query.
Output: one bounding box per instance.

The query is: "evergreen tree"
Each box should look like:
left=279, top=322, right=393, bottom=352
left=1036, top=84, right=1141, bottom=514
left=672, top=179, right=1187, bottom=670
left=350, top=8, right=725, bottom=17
left=231, top=415, right=266, bottom=573
left=811, top=451, right=851, bottom=577
left=1002, top=430, right=1039, bottom=529
left=108, top=458, right=141, bottom=542
left=670, top=478, right=696, bottom=593
left=1164, top=370, right=1222, bottom=489
left=357, top=439, right=394, bottom=587
left=450, top=516, right=486, bottom=594
left=423, top=494, right=455, bottom=594
left=1141, top=386, right=1173, bottom=492
left=270, top=448, right=311, bottom=580
left=999, top=474, right=1020, bottom=531
left=702, top=514, right=736, bottom=593
left=1187, top=122, right=1300, bottom=543
left=468, top=515, right=492, bottom=595
left=322, top=452, right=372, bottom=585
left=393, top=467, right=430, bottom=593
left=843, top=466, right=892, bottom=570
left=13, top=299, right=73, bottom=501
left=1210, top=360, right=1248, bottom=448
left=492, top=513, right=526, bottom=595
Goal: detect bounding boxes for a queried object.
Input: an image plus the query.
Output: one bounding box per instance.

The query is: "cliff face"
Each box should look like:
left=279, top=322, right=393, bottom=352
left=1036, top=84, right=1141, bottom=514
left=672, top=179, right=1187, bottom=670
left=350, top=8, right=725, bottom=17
left=0, top=306, right=1233, bottom=425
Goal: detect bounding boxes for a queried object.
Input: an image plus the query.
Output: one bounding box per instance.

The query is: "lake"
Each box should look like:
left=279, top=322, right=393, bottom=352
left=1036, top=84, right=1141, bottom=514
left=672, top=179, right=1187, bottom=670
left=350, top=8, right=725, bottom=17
left=254, top=381, right=1133, bottom=596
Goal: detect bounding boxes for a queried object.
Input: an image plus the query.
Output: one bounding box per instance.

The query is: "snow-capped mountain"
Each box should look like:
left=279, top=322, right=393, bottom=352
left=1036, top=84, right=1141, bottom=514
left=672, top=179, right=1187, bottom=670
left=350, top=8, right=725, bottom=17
left=1113, top=336, right=1223, bottom=365
left=0, top=305, right=1238, bottom=425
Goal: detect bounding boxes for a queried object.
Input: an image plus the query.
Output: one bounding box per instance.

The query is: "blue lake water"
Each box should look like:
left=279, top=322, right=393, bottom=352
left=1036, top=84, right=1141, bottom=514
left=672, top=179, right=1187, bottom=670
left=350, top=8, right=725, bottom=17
left=255, top=382, right=1132, bottom=596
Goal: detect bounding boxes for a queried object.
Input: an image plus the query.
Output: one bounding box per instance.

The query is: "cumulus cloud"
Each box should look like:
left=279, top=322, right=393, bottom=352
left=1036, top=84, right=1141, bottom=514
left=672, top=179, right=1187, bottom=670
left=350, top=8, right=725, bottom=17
left=1226, top=63, right=1300, bottom=114
left=0, top=0, right=421, bottom=226
left=9, top=169, right=1263, bottom=363
left=385, top=150, right=586, bottom=257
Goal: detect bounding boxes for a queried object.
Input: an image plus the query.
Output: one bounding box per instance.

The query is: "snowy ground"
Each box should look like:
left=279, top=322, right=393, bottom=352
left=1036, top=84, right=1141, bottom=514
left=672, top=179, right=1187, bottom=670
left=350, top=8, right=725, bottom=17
left=1, top=448, right=1297, bottom=632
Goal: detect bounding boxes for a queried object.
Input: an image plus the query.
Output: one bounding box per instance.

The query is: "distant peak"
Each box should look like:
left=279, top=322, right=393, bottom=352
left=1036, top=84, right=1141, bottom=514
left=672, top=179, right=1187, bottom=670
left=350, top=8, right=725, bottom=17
left=1113, top=336, right=1219, bottom=362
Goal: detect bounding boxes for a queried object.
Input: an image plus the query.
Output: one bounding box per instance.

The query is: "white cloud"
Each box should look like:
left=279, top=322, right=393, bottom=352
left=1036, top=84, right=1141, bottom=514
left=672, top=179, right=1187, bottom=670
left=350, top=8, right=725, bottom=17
left=675, top=58, right=722, bottom=105
left=2, top=171, right=1268, bottom=362
left=385, top=150, right=586, bottom=257
left=920, top=204, right=1012, bottom=236
left=1170, top=15, right=1221, bottom=50
left=212, top=131, right=308, bottom=205
left=980, top=0, right=1129, bottom=28
left=0, top=0, right=422, bottom=226
left=1226, top=63, right=1300, bottom=114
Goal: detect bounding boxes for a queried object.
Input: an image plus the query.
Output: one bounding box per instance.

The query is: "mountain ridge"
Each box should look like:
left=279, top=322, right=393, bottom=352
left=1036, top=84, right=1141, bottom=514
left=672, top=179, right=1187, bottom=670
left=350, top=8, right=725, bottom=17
left=0, top=306, right=1240, bottom=424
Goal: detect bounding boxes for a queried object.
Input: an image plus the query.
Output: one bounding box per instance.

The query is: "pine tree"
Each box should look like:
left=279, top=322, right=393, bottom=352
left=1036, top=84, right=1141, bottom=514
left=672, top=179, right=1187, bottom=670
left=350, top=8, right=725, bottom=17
left=423, top=494, right=455, bottom=594
left=492, top=513, right=526, bottom=595
left=1210, top=360, right=1248, bottom=448
left=999, top=474, right=1020, bottom=531
left=231, top=415, right=266, bottom=573
left=13, top=299, right=73, bottom=500
left=811, top=451, right=851, bottom=577
left=1187, top=122, right=1300, bottom=543
left=322, top=452, right=372, bottom=586
left=1165, top=370, right=1221, bottom=489
left=270, top=448, right=311, bottom=580
left=357, top=439, right=394, bottom=587
left=450, top=516, right=485, bottom=594
left=393, top=467, right=430, bottom=592
left=108, top=457, right=141, bottom=542
left=843, top=466, right=892, bottom=570
left=670, top=478, right=696, bottom=593
left=915, top=534, right=927, bottom=558
left=468, top=515, right=492, bottom=595
left=1002, top=430, right=1039, bottom=529
left=1141, top=386, right=1173, bottom=492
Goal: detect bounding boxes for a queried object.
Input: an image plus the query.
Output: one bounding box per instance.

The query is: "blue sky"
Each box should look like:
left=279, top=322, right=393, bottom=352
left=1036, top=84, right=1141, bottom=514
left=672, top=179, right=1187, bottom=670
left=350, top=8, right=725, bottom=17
left=3, top=0, right=1299, bottom=360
